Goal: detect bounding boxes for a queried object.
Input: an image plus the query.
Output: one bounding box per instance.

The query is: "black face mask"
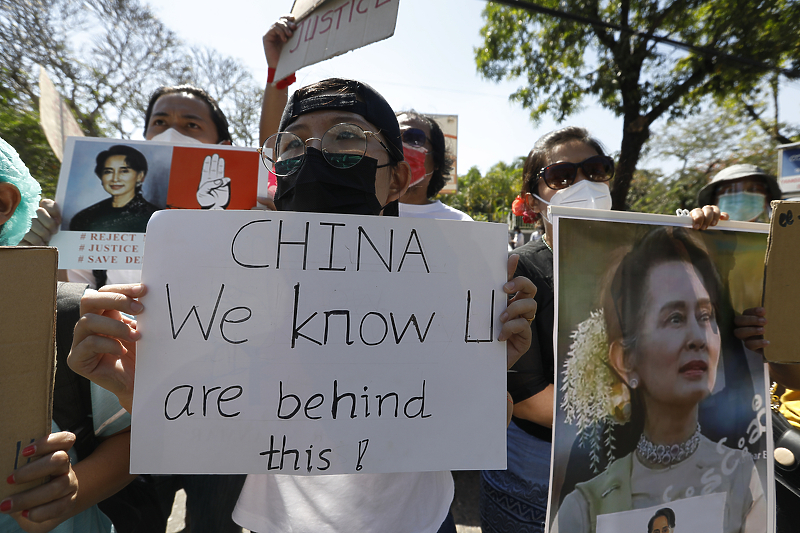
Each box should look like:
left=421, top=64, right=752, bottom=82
left=274, top=147, right=395, bottom=216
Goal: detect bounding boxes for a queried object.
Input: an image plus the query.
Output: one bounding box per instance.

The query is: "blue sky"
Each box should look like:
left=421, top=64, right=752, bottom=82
left=150, top=0, right=800, bottom=175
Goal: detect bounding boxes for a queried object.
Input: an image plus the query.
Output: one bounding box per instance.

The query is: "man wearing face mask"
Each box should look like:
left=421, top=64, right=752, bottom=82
left=20, top=84, right=238, bottom=287
left=697, top=164, right=781, bottom=223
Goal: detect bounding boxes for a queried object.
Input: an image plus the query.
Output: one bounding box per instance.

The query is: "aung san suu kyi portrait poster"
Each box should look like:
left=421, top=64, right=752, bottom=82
left=50, top=137, right=267, bottom=269
left=547, top=206, right=772, bottom=533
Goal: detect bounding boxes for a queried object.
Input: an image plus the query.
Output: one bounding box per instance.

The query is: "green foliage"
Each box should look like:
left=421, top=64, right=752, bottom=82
left=628, top=106, right=781, bottom=213
left=0, top=84, right=60, bottom=198
left=0, top=0, right=262, bottom=144
left=476, top=0, right=800, bottom=210
left=440, top=158, right=525, bottom=222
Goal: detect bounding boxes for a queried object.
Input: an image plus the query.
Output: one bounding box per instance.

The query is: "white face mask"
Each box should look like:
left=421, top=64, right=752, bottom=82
left=148, top=128, right=204, bottom=145
left=533, top=180, right=612, bottom=223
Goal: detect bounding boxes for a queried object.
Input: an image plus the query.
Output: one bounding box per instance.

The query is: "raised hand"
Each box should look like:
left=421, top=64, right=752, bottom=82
left=196, top=154, right=231, bottom=210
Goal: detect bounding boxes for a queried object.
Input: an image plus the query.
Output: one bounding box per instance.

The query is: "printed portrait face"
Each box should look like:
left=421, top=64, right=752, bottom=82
left=633, top=261, right=721, bottom=408
left=101, top=154, right=144, bottom=204
left=650, top=515, right=671, bottom=533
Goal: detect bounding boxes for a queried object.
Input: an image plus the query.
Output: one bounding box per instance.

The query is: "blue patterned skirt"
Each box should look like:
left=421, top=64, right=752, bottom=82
left=480, top=420, right=551, bottom=533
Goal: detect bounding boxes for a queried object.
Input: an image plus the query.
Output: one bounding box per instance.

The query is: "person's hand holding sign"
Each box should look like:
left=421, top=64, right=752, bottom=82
left=499, top=255, right=537, bottom=426
left=196, top=154, right=231, bottom=210
left=68, top=284, right=145, bottom=414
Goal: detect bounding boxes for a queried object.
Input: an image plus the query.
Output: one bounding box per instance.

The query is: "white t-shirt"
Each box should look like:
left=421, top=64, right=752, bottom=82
left=233, top=471, right=454, bottom=533
left=399, top=201, right=473, bottom=221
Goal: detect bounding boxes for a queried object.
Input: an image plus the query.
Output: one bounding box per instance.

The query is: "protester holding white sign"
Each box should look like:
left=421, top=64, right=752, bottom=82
left=69, top=78, right=537, bottom=533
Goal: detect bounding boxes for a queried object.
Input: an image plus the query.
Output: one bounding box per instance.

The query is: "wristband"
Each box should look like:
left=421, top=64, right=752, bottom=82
left=275, top=73, right=296, bottom=90
left=267, top=67, right=276, bottom=84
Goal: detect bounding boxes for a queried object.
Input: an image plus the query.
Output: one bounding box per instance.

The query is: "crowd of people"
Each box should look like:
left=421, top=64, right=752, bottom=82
left=0, top=12, right=796, bottom=533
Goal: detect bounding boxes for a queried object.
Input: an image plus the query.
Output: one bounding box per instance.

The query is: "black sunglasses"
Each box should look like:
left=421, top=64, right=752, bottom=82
left=538, top=155, right=615, bottom=190
left=401, top=128, right=430, bottom=148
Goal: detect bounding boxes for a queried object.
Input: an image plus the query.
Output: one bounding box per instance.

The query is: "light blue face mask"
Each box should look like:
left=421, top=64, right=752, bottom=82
left=717, top=192, right=768, bottom=222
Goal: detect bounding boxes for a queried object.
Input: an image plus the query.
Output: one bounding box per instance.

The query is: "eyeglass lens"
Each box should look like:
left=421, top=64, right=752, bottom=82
left=543, top=156, right=614, bottom=190
left=262, top=123, right=370, bottom=176
left=401, top=128, right=427, bottom=147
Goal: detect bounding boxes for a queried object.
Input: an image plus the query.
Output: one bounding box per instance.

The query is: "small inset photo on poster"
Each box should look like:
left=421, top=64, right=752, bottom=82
left=596, top=494, right=726, bottom=533
left=51, top=137, right=267, bottom=270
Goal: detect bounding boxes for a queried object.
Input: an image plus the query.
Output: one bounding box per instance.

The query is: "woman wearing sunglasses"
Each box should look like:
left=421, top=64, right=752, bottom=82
left=395, top=111, right=472, bottom=221
left=480, top=127, right=725, bottom=533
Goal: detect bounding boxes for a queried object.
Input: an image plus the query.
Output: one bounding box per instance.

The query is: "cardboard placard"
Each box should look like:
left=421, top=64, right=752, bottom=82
left=763, top=200, right=800, bottom=362
left=38, top=68, right=84, bottom=162
left=0, top=247, right=57, bottom=500
left=50, top=137, right=268, bottom=269
left=131, top=210, right=507, bottom=475
left=275, top=0, right=400, bottom=81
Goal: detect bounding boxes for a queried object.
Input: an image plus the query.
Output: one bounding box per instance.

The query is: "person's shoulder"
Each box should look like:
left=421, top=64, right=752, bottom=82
left=398, top=201, right=472, bottom=220
left=511, top=239, right=551, bottom=274
left=69, top=199, right=112, bottom=230
left=434, top=202, right=472, bottom=221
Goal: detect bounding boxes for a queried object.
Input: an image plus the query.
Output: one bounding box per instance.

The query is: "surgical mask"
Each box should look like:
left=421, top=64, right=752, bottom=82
left=717, top=192, right=768, bottom=222
left=274, top=147, right=387, bottom=216
left=533, top=180, right=612, bottom=223
left=149, top=128, right=204, bottom=145
left=403, top=143, right=432, bottom=188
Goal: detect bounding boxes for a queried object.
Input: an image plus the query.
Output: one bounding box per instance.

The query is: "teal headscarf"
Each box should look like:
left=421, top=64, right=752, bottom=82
left=0, top=137, right=42, bottom=246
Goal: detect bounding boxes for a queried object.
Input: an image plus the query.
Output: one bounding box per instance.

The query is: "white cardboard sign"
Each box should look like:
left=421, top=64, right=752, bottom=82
left=131, top=210, right=508, bottom=475
left=275, top=0, right=400, bottom=81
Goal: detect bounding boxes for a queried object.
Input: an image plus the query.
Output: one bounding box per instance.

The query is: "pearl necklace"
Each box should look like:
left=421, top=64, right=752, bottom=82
left=636, top=424, right=701, bottom=466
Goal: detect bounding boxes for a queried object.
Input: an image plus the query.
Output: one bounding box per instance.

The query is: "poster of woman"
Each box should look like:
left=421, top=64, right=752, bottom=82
left=50, top=137, right=267, bottom=269
left=547, top=207, right=771, bottom=533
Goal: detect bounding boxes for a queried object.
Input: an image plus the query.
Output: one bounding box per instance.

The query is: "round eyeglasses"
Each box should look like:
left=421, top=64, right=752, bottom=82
left=259, top=123, right=394, bottom=177
left=538, top=155, right=615, bottom=190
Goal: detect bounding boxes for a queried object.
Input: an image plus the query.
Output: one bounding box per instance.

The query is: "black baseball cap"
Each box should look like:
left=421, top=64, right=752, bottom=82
left=279, top=78, right=404, bottom=163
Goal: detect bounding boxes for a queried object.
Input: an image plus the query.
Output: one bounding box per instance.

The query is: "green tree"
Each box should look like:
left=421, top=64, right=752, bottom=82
left=0, top=0, right=263, bottom=145
left=628, top=107, right=781, bottom=214
left=0, top=83, right=60, bottom=198
left=0, top=0, right=264, bottom=198
left=476, top=0, right=800, bottom=210
left=441, top=158, right=524, bottom=221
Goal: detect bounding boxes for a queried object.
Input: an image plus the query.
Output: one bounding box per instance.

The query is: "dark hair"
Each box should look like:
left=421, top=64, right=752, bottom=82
left=521, top=126, right=607, bottom=195
left=94, top=145, right=148, bottom=179
left=143, top=85, right=232, bottom=144
left=281, top=78, right=404, bottom=163
left=647, top=507, right=675, bottom=531
left=603, top=226, right=722, bottom=364
left=395, top=110, right=454, bottom=198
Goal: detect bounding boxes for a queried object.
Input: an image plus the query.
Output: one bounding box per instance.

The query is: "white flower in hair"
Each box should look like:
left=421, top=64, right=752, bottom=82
left=561, top=309, right=625, bottom=473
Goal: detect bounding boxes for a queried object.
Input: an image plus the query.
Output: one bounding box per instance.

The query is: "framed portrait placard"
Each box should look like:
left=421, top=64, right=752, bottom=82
left=50, top=137, right=269, bottom=269
left=546, top=206, right=772, bottom=533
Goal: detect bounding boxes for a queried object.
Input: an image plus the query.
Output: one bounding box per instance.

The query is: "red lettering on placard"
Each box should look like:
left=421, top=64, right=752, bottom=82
left=319, top=10, right=333, bottom=34
left=333, top=3, right=348, bottom=29
left=304, top=14, right=319, bottom=42
left=348, top=0, right=356, bottom=23
left=376, top=0, right=392, bottom=6
left=356, top=0, right=369, bottom=14
left=290, top=19, right=305, bottom=53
